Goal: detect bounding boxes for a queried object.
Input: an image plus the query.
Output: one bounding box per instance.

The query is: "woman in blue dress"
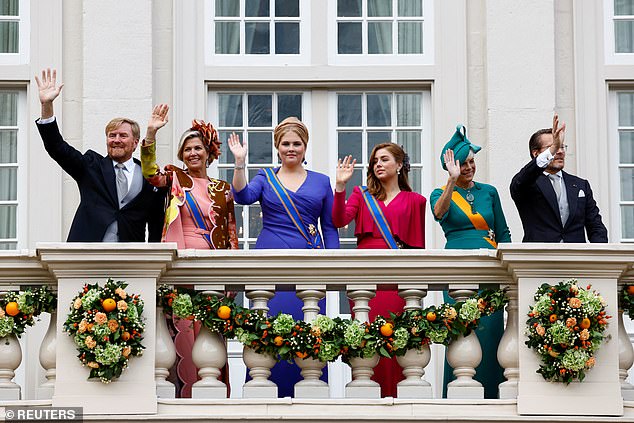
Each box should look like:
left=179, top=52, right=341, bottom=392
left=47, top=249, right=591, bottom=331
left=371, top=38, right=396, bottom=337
left=228, top=117, right=340, bottom=397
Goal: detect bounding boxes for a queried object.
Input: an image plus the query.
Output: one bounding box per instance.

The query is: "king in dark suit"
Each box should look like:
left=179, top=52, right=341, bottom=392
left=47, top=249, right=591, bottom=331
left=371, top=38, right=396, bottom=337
left=510, top=114, right=608, bottom=243
left=35, top=68, right=165, bottom=242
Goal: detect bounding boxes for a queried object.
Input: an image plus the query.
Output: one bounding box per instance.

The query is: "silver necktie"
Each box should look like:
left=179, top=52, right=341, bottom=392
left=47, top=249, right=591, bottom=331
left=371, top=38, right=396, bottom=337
left=549, top=173, right=569, bottom=225
left=115, top=163, right=128, bottom=204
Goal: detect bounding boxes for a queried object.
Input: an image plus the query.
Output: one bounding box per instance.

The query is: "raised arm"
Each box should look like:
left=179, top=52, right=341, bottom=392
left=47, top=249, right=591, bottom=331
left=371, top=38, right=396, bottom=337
left=432, top=149, right=460, bottom=220
left=35, top=68, right=64, bottom=120
left=140, top=104, right=170, bottom=186
left=228, top=133, right=247, bottom=192
left=335, top=155, right=356, bottom=192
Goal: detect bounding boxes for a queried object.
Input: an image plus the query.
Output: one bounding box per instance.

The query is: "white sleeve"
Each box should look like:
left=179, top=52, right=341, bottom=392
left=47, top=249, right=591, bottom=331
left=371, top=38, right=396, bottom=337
left=535, top=148, right=554, bottom=168
left=37, top=116, right=57, bottom=124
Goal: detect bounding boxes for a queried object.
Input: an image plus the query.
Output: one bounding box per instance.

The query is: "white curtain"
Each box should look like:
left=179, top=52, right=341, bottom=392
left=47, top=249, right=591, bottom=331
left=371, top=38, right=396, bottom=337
left=398, top=0, right=422, bottom=17
left=215, top=0, right=239, bottom=16
left=368, top=22, right=392, bottom=54
left=215, top=22, right=239, bottom=54
left=398, top=22, right=422, bottom=54
left=615, top=0, right=634, bottom=15
left=0, top=205, right=16, bottom=240
left=0, top=92, right=17, bottom=125
left=0, top=131, right=17, bottom=164
left=368, top=0, right=391, bottom=16
left=396, top=93, right=421, bottom=126
left=616, top=21, right=634, bottom=53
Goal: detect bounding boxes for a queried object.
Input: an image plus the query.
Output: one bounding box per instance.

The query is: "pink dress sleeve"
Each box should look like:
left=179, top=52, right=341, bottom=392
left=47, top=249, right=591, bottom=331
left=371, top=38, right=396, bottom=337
left=332, top=187, right=362, bottom=228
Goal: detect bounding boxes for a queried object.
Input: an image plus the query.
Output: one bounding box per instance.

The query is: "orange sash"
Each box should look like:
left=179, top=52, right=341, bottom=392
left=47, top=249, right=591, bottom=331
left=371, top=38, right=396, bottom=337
left=441, top=186, right=497, bottom=248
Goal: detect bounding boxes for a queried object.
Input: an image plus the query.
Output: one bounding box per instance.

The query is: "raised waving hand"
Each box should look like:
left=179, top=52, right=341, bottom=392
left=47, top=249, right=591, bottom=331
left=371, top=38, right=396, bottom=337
left=335, top=155, right=357, bottom=192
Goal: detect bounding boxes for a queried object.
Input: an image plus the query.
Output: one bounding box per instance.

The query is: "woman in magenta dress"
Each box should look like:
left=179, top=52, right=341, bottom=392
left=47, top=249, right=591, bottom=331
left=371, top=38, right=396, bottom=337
left=141, top=104, right=238, bottom=397
left=228, top=117, right=339, bottom=397
left=332, top=143, right=426, bottom=397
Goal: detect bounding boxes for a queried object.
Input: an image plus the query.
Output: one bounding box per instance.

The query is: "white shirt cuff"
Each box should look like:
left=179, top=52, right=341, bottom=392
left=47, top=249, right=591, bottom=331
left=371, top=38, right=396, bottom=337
left=536, top=148, right=554, bottom=168
left=37, top=116, right=56, bottom=125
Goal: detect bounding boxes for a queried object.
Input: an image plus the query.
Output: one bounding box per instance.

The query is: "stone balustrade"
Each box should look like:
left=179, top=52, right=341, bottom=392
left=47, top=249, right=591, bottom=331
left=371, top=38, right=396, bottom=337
left=0, top=243, right=633, bottom=422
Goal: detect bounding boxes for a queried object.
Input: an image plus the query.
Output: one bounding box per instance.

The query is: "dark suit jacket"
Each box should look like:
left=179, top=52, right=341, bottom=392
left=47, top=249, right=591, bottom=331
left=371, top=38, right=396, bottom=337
left=37, top=119, right=166, bottom=242
left=510, top=157, right=608, bottom=243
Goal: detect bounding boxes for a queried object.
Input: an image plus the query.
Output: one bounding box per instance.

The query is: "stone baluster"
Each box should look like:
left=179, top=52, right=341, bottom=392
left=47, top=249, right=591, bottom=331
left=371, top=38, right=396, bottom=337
left=396, top=287, right=432, bottom=398
left=345, top=287, right=380, bottom=398
left=36, top=309, right=57, bottom=399
left=619, top=281, right=634, bottom=400
left=446, top=286, right=484, bottom=399
left=497, top=284, right=519, bottom=399
left=242, top=287, right=277, bottom=398
left=155, top=306, right=177, bottom=398
left=295, top=287, right=329, bottom=398
left=191, top=289, right=228, bottom=399
left=0, top=291, right=21, bottom=400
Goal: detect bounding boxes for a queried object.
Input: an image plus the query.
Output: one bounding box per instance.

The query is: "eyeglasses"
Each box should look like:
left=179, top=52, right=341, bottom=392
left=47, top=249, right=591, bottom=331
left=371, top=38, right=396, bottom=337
left=539, top=144, right=568, bottom=153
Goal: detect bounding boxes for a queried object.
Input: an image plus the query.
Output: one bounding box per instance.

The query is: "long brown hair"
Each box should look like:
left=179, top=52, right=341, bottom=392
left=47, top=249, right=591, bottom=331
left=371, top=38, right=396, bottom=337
left=367, top=143, right=412, bottom=200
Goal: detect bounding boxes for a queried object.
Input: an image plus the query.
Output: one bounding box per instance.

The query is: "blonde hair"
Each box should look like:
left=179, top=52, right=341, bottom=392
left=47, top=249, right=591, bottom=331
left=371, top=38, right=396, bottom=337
left=273, top=117, right=309, bottom=149
left=104, top=118, right=140, bottom=140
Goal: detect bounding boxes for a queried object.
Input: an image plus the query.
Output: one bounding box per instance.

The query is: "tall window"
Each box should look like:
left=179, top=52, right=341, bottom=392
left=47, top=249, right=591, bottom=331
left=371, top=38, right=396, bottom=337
left=615, top=0, right=634, bottom=53
left=332, top=0, right=433, bottom=64
left=0, top=0, right=28, bottom=64
left=333, top=90, right=429, bottom=247
left=209, top=0, right=308, bottom=64
left=209, top=91, right=306, bottom=248
left=0, top=90, right=19, bottom=250
left=618, top=91, right=634, bottom=242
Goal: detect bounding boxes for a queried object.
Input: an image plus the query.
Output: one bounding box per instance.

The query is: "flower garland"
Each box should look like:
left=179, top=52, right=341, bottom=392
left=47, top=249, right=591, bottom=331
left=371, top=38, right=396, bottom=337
left=525, top=279, right=610, bottom=384
left=0, top=286, right=56, bottom=338
left=619, top=284, right=634, bottom=316
left=64, top=279, right=145, bottom=383
left=159, top=285, right=508, bottom=364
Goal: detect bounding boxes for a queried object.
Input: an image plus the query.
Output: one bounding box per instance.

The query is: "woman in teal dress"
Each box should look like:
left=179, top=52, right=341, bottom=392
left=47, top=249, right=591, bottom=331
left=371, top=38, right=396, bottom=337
left=429, top=125, right=511, bottom=399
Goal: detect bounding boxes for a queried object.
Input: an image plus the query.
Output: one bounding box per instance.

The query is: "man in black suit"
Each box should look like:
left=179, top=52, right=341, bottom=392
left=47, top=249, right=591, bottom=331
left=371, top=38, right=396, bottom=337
left=510, top=114, right=608, bottom=243
left=35, top=68, right=165, bottom=242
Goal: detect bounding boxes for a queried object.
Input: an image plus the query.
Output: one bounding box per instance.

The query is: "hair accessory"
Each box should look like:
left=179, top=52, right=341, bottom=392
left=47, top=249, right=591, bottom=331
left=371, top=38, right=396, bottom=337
left=190, top=119, right=221, bottom=163
left=439, top=124, right=481, bottom=171
left=401, top=151, right=411, bottom=173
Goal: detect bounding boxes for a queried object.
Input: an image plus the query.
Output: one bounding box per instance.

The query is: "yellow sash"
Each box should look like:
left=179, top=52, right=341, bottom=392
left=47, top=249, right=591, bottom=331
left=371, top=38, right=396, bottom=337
left=441, top=186, right=497, bottom=248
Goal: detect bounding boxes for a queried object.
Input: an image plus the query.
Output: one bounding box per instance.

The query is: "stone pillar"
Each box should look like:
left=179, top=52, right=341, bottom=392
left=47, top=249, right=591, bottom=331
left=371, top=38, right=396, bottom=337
left=295, top=287, right=328, bottom=398
left=155, top=306, right=176, bottom=398
left=497, top=284, right=519, bottom=399
left=36, top=309, right=57, bottom=399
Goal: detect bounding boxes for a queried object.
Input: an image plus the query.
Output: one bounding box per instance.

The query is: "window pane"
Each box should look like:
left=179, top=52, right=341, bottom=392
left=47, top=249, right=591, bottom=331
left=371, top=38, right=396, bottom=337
left=368, top=22, right=392, bottom=54
left=218, top=130, right=236, bottom=164
left=615, top=20, right=634, bottom=53
left=0, top=167, right=16, bottom=201
left=275, top=0, right=299, bottom=17
left=275, top=22, right=299, bottom=54
left=338, top=131, right=362, bottom=160
left=0, top=0, right=18, bottom=15
left=215, top=22, right=240, bottom=54
left=0, top=205, right=16, bottom=238
left=338, top=94, right=362, bottom=126
left=248, top=95, right=272, bottom=126
left=277, top=94, right=302, bottom=122
left=248, top=131, right=273, bottom=164
left=338, top=22, right=362, bottom=54
left=215, top=0, right=239, bottom=16
left=368, top=0, right=392, bottom=17
left=234, top=204, right=244, bottom=239
left=622, top=205, right=634, bottom=239
left=0, top=130, right=17, bottom=163
left=621, top=168, right=634, bottom=201
left=399, top=0, right=422, bottom=17
left=246, top=0, right=270, bottom=17
left=621, top=131, right=634, bottom=164
left=249, top=204, right=264, bottom=237
left=619, top=93, right=634, bottom=126
left=367, top=94, right=391, bottom=126
left=0, top=92, right=17, bottom=125
left=368, top=132, right=392, bottom=153
left=409, top=168, right=422, bottom=193
left=397, top=131, right=421, bottom=162
left=397, top=93, right=422, bottom=126
left=615, top=0, right=634, bottom=15
left=338, top=0, right=361, bottom=17
left=245, top=22, right=270, bottom=54
left=218, top=168, right=234, bottom=185
left=398, top=22, right=423, bottom=54
left=0, top=22, right=18, bottom=54
left=0, top=242, right=16, bottom=250
left=219, top=94, right=243, bottom=127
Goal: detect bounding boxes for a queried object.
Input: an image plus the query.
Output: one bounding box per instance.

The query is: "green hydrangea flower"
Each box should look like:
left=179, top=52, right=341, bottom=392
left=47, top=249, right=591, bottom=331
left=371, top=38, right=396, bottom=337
left=235, top=327, right=251, bottom=345
left=533, top=294, right=552, bottom=316
left=459, top=298, right=481, bottom=321
left=127, top=303, right=139, bottom=320
left=548, top=321, right=573, bottom=345
left=94, top=343, right=123, bottom=366
left=0, top=316, right=15, bottom=338
left=272, top=314, right=295, bottom=335
left=577, top=289, right=602, bottom=315
left=318, top=342, right=339, bottom=362
left=313, top=315, right=335, bottom=333
left=561, top=349, right=589, bottom=371
left=343, top=321, right=365, bottom=348
left=393, top=327, right=409, bottom=350
left=428, top=328, right=448, bottom=344
left=17, top=292, right=35, bottom=315
left=172, top=294, right=193, bottom=318
left=92, top=323, right=111, bottom=338
left=82, top=289, right=101, bottom=310
left=362, top=343, right=376, bottom=359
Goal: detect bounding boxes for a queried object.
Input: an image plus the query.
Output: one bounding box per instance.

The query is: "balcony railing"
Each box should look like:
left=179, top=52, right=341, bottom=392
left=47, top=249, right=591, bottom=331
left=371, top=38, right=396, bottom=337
left=0, top=243, right=633, bottom=422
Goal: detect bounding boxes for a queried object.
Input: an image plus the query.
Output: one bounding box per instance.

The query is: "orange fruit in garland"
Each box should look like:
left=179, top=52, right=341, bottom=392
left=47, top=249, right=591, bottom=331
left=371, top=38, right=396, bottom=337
left=426, top=311, right=437, bottom=322
left=580, top=318, right=591, bottom=329
left=5, top=302, right=19, bottom=316
left=380, top=323, right=394, bottom=337
left=121, top=332, right=131, bottom=341
left=549, top=314, right=557, bottom=323
left=273, top=336, right=284, bottom=346
left=102, top=298, right=117, bottom=312
left=217, top=305, right=231, bottom=320
left=627, top=285, right=634, bottom=296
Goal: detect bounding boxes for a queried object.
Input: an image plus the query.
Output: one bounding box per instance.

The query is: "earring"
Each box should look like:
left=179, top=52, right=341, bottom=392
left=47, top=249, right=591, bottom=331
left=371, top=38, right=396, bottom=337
left=398, top=169, right=401, bottom=175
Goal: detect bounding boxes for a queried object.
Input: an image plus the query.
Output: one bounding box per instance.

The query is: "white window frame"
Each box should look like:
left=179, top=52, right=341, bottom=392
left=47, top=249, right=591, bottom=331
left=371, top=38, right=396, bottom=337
left=207, top=89, right=312, bottom=249
left=328, top=0, right=434, bottom=66
left=0, top=88, right=26, bottom=249
left=608, top=88, right=634, bottom=242
left=0, top=0, right=30, bottom=65
left=604, top=0, right=634, bottom=65
left=205, top=0, right=311, bottom=66
left=327, top=88, right=432, bottom=246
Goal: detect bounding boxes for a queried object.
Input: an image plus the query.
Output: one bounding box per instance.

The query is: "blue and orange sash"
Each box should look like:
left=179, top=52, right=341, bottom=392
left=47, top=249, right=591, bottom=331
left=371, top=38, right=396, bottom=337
left=360, top=186, right=400, bottom=250
left=441, top=185, right=497, bottom=248
left=264, top=168, right=323, bottom=249
left=184, top=190, right=214, bottom=249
